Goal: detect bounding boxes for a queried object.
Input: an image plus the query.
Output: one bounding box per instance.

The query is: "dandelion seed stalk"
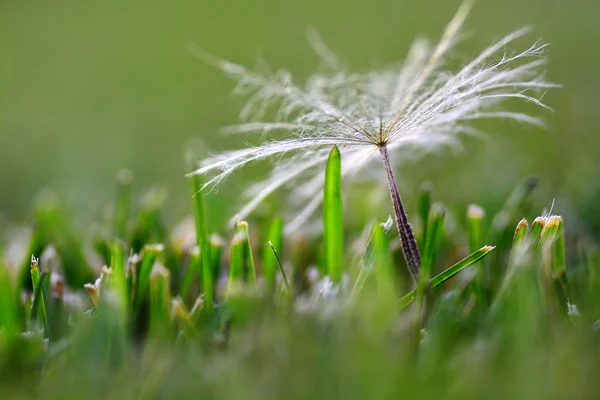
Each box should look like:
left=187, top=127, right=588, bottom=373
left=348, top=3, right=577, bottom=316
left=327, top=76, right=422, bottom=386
left=379, top=145, right=421, bottom=282
left=191, top=0, right=556, bottom=283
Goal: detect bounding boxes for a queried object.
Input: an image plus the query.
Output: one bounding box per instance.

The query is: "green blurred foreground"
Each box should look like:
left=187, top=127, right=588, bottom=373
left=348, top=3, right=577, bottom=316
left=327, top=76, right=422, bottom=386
left=1, top=152, right=599, bottom=399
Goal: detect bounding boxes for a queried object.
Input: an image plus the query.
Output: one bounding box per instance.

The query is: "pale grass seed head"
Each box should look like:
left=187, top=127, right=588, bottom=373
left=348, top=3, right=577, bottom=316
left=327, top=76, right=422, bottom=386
left=190, top=0, right=557, bottom=230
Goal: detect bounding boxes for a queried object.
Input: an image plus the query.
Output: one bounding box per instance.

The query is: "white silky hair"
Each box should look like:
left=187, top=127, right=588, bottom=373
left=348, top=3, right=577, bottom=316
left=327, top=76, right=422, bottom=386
left=189, top=0, right=558, bottom=231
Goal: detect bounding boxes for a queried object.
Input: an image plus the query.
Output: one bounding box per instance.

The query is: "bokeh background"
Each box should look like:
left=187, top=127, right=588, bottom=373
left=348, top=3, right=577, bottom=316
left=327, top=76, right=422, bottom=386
left=2, top=0, right=599, bottom=234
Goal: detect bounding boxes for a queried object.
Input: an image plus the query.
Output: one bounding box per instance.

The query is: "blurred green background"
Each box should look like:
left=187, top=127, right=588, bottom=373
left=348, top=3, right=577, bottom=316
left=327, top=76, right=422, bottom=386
left=1, top=0, right=599, bottom=231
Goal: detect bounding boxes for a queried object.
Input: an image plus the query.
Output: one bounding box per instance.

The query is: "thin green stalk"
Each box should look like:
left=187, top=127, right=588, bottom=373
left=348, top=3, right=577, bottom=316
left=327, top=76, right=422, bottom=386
left=227, top=234, right=245, bottom=296
left=263, top=217, right=284, bottom=290
left=492, top=219, right=530, bottom=311
left=134, top=244, right=164, bottom=311
left=209, top=235, right=224, bottom=296
left=236, top=221, right=257, bottom=287
left=372, top=221, right=395, bottom=298
left=552, top=217, right=571, bottom=307
left=417, top=182, right=433, bottom=246
left=0, top=261, right=17, bottom=336
left=149, top=264, right=171, bottom=338
left=324, top=146, right=343, bottom=283
left=188, top=172, right=213, bottom=311
left=268, top=241, right=291, bottom=292
left=467, top=204, right=486, bottom=302
left=181, top=246, right=201, bottom=300
left=398, top=246, right=494, bottom=309
left=30, top=256, right=51, bottom=338
left=414, top=204, right=445, bottom=339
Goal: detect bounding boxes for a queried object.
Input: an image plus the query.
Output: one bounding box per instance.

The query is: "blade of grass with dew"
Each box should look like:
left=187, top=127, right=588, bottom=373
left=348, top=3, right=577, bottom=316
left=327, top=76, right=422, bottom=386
left=236, top=221, right=257, bottom=287
left=189, top=172, right=213, bottom=311
left=263, top=217, right=283, bottom=290
left=324, top=145, right=343, bottom=283
left=114, top=169, right=133, bottom=240
left=398, top=246, right=494, bottom=309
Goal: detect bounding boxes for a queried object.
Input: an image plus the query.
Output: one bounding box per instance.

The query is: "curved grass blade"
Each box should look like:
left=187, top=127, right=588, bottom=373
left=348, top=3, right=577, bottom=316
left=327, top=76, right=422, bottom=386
left=398, top=246, right=495, bottom=309
left=324, top=146, right=343, bottom=283
left=268, top=241, right=291, bottom=292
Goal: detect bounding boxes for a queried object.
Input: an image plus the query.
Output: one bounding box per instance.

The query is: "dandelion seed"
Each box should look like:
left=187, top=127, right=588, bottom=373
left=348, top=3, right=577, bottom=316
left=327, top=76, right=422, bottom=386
left=190, top=0, right=557, bottom=283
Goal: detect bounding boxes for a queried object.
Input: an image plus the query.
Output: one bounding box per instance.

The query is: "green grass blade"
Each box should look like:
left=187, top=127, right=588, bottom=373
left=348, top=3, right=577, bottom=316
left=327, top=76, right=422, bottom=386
left=417, top=182, right=433, bottom=246
left=398, top=246, right=495, bottom=309
left=181, top=246, right=201, bottom=300
left=421, top=204, right=445, bottom=276
left=552, top=217, right=571, bottom=306
left=236, top=221, right=257, bottom=287
left=134, top=244, right=164, bottom=311
left=372, top=221, right=395, bottom=298
left=30, top=256, right=51, bottom=338
left=188, top=172, right=213, bottom=311
left=227, top=234, right=245, bottom=296
left=0, top=262, right=17, bottom=336
left=529, top=216, right=546, bottom=249
left=263, top=217, right=283, bottom=290
left=149, top=264, right=171, bottom=338
left=514, top=218, right=529, bottom=245
left=324, top=145, right=343, bottom=283
left=467, top=204, right=485, bottom=253
left=268, top=241, right=291, bottom=292
left=417, top=204, right=445, bottom=300
left=467, top=204, right=486, bottom=302
left=209, top=235, right=224, bottom=289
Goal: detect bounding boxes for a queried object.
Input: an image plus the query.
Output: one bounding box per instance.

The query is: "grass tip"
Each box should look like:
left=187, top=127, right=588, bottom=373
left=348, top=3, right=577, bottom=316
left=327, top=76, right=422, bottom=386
left=467, top=204, right=485, bottom=219
left=117, top=169, right=133, bottom=185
